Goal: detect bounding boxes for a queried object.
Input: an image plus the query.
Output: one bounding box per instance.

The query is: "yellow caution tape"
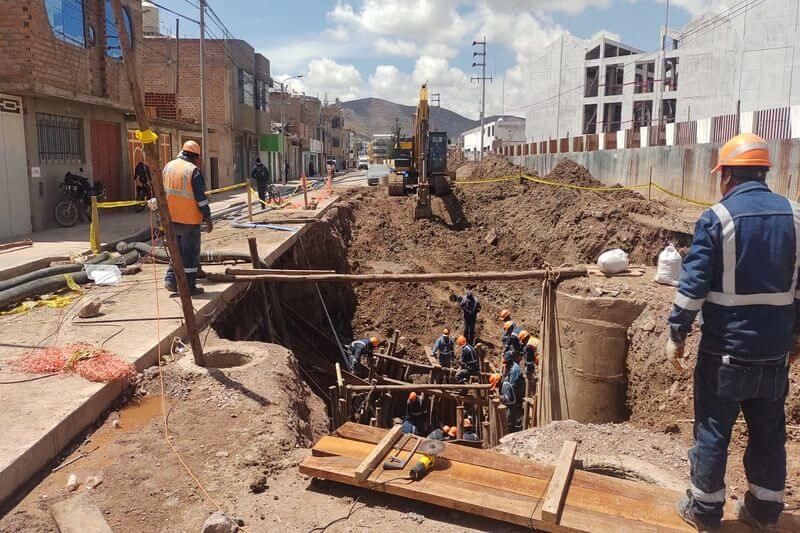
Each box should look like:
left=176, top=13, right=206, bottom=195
left=207, top=182, right=247, bottom=196
left=650, top=183, right=714, bottom=207
left=97, top=200, right=146, bottom=208
left=135, top=129, right=159, bottom=144
left=521, top=175, right=650, bottom=192
left=89, top=219, right=100, bottom=255
left=451, top=175, right=520, bottom=186
left=0, top=274, right=83, bottom=316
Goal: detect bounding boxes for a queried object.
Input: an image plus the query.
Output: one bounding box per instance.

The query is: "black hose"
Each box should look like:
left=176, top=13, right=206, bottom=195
left=0, top=264, right=84, bottom=293
left=85, top=252, right=111, bottom=265
left=116, top=241, right=253, bottom=265
left=0, top=250, right=140, bottom=309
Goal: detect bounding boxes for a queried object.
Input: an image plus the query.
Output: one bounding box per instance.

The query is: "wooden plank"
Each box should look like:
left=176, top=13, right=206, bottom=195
left=542, top=440, right=578, bottom=523
left=51, top=493, right=113, bottom=533
left=354, top=424, right=403, bottom=482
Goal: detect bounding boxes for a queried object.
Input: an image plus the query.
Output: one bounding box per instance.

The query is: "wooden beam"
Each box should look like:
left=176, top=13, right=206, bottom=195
left=373, top=351, right=434, bottom=370
left=354, top=424, right=404, bottom=482
left=227, top=268, right=335, bottom=275
left=209, top=266, right=588, bottom=284
left=348, top=383, right=492, bottom=392
left=111, top=0, right=204, bottom=365
left=541, top=440, right=578, bottom=523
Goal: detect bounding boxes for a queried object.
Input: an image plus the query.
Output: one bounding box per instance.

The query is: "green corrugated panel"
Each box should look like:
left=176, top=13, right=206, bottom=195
left=260, top=134, right=283, bottom=152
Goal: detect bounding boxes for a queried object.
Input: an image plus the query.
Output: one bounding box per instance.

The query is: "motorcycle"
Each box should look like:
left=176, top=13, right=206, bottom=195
left=53, top=169, right=106, bottom=227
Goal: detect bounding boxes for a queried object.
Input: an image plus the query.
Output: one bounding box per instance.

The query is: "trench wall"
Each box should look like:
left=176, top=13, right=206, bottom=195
left=510, top=139, right=800, bottom=204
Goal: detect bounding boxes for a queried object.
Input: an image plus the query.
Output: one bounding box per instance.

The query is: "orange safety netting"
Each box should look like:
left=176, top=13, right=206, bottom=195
left=10, top=343, right=137, bottom=383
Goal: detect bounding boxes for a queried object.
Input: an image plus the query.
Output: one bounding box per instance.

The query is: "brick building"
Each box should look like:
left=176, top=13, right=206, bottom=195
left=269, top=92, right=324, bottom=178
left=0, top=0, right=145, bottom=236
left=141, top=34, right=271, bottom=188
left=322, top=102, right=345, bottom=170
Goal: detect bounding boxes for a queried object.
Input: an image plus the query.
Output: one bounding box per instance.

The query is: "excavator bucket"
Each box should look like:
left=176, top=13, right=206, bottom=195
left=414, top=185, right=433, bottom=219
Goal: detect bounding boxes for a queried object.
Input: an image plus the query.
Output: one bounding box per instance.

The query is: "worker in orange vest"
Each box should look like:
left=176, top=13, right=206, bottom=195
left=163, top=140, right=212, bottom=296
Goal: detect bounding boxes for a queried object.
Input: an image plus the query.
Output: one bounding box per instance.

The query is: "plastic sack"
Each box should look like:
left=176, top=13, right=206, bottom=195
left=84, top=264, right=121, bottom=285
left=597, top=249, right=629, bottom=274
left=655, top=243, right=682, bottom=287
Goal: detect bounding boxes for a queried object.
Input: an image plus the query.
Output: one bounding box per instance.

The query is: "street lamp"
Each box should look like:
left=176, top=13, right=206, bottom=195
left=279, top=74, right=303, bottom=182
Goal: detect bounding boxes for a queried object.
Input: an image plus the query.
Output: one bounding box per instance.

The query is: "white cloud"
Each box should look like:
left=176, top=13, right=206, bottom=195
left=279, top=58, right=366, bottom=102
left=374, top=38, right=418, bottom=57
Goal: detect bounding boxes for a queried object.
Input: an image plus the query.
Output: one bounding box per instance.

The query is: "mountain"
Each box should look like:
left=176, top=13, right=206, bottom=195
left=341, top=97, right=479, bottom=139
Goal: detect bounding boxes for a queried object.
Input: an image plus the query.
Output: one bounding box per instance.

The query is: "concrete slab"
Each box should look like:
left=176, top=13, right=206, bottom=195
left=0, top=183, right=343, bottom=506
left=51, top=493, right=112, bottom=533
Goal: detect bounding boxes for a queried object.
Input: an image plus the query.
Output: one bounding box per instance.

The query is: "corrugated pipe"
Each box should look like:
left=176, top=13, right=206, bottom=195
left=115, top=241, right=254, bottom=265
left=0, top=250, right=141, bottom=309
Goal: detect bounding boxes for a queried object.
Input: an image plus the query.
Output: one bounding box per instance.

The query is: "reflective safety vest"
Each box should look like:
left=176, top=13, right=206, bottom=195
left=163, top=158, right=202, bottom=225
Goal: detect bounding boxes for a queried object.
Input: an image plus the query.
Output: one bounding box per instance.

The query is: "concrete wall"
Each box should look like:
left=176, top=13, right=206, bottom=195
left=510, top=138, right=800, bottom=205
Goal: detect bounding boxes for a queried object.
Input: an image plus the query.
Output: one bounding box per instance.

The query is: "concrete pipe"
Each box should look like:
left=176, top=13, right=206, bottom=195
left=555, top=290, right=645, bottom=424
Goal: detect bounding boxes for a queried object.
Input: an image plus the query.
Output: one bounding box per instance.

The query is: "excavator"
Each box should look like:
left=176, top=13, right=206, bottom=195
left=387, top=84, right=452, bottom=219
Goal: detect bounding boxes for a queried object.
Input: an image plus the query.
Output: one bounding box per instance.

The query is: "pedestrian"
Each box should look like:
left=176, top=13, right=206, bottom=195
left=454, top=335, right=479, bottom=384
left=459, top=289, right=481, bottom=344
left=667, top=133, right=797, bottom=531
left=431, top=327, right=455, bottom=368
left=346, top=337, right=379, bottom=374
left=308, top=161, right=315, bottom=177
left=250, top=157, right=271, bottom=210
left=499, top=351, right=524, bottom=433
left=284, top=160, right=290, bottom=182
left=163, top=140, right=211, bottom=296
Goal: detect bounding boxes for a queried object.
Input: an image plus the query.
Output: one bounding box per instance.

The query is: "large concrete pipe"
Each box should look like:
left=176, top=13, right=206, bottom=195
left=555, top=290, right=645, bottom=423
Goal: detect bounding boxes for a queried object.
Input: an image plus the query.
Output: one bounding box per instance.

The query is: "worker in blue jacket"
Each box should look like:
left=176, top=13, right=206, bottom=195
left=431, top=327, right=455, bottom=368
left=454, top=335, right=479, bottom=384
left=459, top=289, right=481, bottom=344
left=499, top=351, right=525, bottom=432
left=667, top=133, right=798, bottom=531
left=346, top=337, right=379, bottom=373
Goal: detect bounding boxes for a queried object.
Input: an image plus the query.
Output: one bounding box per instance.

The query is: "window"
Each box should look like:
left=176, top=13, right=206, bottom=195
left=585, top=66, right=599, bottom=97
left=583, top=104, right=597, bottom=134
left=605, top=64, right=624, bottom=96
left=332, top=137, right=341, bottom=148
left=664, top=57, right=679, bottom=91
left=662, top=99, right=677, bottom=124
left=36, top=113, right=85, bottom=164
left=255, top=79, right=268, bottom=111
left=105, top=0, right=133, bottom=59
left=45, top=0, right=86, bottom=47
left=602, top=102, right=622, bottom=133
left=634, top=62, right=655, bottom=94
left=632, top=101, right=653, bottom=128
left=331, top=116, right=342, bottom=129
left=238, top=69, right=254, bottom=107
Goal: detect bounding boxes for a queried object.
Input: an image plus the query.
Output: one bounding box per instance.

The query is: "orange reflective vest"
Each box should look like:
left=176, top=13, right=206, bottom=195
left=163, top=158, right=202, bottom=225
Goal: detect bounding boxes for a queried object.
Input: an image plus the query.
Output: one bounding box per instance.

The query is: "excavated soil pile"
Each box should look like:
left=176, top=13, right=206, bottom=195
left=340, top=158, right=693, bottom=360
left=454, top=153, right=523, bottom=181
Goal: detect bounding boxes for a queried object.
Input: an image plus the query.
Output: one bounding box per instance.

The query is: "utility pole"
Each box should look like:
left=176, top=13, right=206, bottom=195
left=472, top=37, right=491, bottom=161
left=431, top=93, right=441, bottom=131
left=110, top=0, right=205, bottom=366
left=656, top=0, right=670, bottom=139
left=199, top=0, right=208, bottom=180
left=174, top=19, right=179, bottom=99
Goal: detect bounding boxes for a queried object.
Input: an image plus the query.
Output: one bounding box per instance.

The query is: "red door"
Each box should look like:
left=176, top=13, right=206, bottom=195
left=91, top=121, right=122, bottom=200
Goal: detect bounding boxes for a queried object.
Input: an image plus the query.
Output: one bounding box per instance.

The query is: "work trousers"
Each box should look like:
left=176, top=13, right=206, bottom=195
left=437, top=353, right=454, bottom=369
left=455, top=365, right=478, bottom=384
left=463, top=315, right=476, bottom=345
left=165, top=223, right=201, bottom=289
left=688, top=351, right=788, bottom=528
left=255, top=179, right=269, bottom=209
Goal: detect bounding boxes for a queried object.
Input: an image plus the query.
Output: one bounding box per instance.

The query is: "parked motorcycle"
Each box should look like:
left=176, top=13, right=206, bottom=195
left=53, top=169, right=106, bottom=227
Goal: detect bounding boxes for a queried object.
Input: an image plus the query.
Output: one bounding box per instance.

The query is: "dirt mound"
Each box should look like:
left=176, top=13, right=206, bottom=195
left=496, top=420, right=689, bottom=490
left=454, top=153, right=525, bottom=181
left=338, top=159, right=693, bottom=362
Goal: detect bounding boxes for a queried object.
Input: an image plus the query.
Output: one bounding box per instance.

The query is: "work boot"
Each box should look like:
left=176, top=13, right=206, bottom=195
left=737, top=501, right=778, bottom=531
left=676, top=493, right=720, bottom=532
left=196, top=267, right=207, bottom=279
left=189, top=286, right=205, bottom=296
left=164, top=281, right=178, bottom=293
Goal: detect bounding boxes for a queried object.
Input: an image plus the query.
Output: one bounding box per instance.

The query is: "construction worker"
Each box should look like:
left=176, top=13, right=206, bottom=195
left=431, top=327, right=455, bottom=368
left=499, top=309, right=516, bottom=344
left=403, top=392, right=427, bottom=435
left=462, top=417, right=480, bottom=441
left=427, top=424, right=450, bottom=441
left=250, top=157, right=271, bottom=211
left=499, top=351, right=525, bottom=432
left=454, top=335, right=479, bottom=384
left=667, top=133, right=797, bottom=531
left=501, top=321, right=516, bottom=352
left=519, top=331, right=540, bottom=375
left=163, top=140, right=212, bottom=296
left=446, top=426, right=458, bottom=440
left=347, top=337, right=379, bottom=373
left=460, top=289, right=481, bottom=344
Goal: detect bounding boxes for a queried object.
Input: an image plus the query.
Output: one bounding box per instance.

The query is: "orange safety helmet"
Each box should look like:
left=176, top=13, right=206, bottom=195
left=499, top=309, right=511, bottom=320
left=456, top=335, right=467, bottom=346
left=711, top=133, right=771, bottom=174
left=503, top=320, right=514, bottom=332
left=447, top=426, right=458, bottom=438
left=518, top=330, right=530, bottom=343
left=369, top=336, right=379, bottom=347
left=442, top=327, right=450, bottom=336
left=181, top=140, right=201, bottom=156
left=489, top=373, right=502, bottom=389
left=408, top=392, right=417, bottom=403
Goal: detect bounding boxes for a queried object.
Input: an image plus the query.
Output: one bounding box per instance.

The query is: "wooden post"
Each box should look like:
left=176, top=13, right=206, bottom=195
left=489, top=398, right=498, bottom=446
left=387, top=329, right=400, bottom=357
left=374, top=406, right=382, bottom=428
left=338, top=398, right=348, bottom=423
left=497, top=404, right=509, bottom=440
left=90, top=196, right=101, bottom=254
left=110, top=0, right=204, bottom=365
left=302, top=173, right=309, bottom=209
left=456, top=405, right=464, bottom=440
left=328, top=385, right=339, bottom=431
left=648, top=166, right=653, bottom=200
left=248, top=237, right=273, bottom=341
left=541, top=440, right=578, bottom=523
left=482, top=421, right=490, bottom=448
left=247, top=186, right=253, bottom=222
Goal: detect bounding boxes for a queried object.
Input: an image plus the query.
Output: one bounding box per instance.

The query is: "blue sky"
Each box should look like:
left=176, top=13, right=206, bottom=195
left=151, top=0, right=706, bottom=118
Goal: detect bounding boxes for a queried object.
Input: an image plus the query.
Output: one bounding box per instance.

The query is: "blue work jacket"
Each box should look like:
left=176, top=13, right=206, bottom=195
left=668, top=181, right=800, bottom=358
